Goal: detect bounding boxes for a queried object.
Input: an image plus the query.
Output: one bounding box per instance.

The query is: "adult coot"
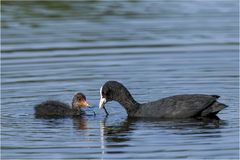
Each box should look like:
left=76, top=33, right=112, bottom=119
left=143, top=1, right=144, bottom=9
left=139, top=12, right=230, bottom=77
left=99, top=81, right=228, bottom=118
left=35, top=92, right=90, bottom=118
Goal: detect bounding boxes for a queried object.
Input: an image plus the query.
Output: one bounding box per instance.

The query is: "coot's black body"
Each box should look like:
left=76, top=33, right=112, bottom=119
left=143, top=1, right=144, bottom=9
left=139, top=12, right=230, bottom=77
left=99, top=81, right=228, bottom=118
left=35, top=92, right=89, bottom=118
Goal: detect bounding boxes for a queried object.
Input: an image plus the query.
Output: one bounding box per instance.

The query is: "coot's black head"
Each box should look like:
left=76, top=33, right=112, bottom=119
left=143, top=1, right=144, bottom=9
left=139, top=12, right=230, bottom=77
left=72, top=92, right=89, bottom=110
left=99, top=81, right=126, bottom=109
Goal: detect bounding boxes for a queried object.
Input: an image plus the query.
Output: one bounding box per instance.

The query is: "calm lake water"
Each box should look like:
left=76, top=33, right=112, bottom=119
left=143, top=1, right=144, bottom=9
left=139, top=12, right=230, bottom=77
left=1, top=1, right=239, bottom=159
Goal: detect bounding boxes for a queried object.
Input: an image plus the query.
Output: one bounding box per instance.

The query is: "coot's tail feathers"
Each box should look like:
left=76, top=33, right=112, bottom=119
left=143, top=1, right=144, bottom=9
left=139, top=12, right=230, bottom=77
left=201, top=101, right=228, bottom=117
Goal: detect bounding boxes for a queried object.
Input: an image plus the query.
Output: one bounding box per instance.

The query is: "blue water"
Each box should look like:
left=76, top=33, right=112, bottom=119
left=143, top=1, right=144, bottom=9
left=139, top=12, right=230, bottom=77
left=1, top=1, right=239, bottom=159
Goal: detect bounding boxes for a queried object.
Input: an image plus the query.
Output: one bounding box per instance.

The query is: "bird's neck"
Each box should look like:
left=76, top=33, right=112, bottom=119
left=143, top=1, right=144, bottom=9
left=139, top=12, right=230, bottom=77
left=114, top=88, right=140, bottom=114
left=71, top=101, right=80, bottom=111
left=71, top=101, right=76, bottom=109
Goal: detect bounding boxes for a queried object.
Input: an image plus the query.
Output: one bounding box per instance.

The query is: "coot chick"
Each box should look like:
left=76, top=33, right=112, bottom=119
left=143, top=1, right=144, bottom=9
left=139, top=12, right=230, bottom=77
left=35, top=92, right=89, bottom=118
left=99, top=81, right=228, bottom=118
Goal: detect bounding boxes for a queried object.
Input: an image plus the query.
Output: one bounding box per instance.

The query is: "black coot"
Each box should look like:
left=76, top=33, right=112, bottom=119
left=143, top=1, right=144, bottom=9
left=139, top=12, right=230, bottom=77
left=99, top=81, right=228, bottom=118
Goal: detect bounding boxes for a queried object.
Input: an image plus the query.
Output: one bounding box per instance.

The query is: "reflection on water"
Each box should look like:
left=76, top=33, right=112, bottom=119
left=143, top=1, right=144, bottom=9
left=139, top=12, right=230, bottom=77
left=72, top=117, right=89, bottom=130
left=102, top=117, right=224, bottom=143
left=72, top=116, right=227, bottom=159
left=1, top=1, right=239, bottom=159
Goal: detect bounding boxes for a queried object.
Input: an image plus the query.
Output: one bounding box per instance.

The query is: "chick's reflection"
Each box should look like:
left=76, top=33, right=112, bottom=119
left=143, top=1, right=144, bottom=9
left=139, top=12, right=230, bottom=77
left=72, top=117, right=88, bottom=130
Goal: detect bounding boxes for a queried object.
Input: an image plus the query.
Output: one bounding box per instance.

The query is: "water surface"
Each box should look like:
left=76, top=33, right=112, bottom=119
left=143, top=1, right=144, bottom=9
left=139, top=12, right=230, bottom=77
left=1, top=1, right=239, bottom=159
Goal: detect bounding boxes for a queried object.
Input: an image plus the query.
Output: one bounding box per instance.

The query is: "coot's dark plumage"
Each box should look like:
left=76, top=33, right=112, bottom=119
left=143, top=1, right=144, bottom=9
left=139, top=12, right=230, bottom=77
left=35, top=92, right=89, bottom=117
left=99, top=81, right=228, bottom=118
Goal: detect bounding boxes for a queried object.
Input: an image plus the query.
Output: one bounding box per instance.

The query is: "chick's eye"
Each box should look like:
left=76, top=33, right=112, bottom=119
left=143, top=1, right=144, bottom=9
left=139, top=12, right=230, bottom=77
left=78, top=98, right=82, bottom=101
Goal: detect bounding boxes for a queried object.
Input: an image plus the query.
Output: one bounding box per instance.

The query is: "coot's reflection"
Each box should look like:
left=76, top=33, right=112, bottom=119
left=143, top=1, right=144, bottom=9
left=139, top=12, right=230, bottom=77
left=99, top=116, right=226, bottom=143
left=96, top=116, right=227, bottom=159
left=41, top=114, right=227, bottom=159
left=101, top=117, right=135, bottom=143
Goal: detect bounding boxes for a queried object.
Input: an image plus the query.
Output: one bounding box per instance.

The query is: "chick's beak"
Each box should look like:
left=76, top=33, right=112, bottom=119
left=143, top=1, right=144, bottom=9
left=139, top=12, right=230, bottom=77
left=81, top=100, right=90, bottom=107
